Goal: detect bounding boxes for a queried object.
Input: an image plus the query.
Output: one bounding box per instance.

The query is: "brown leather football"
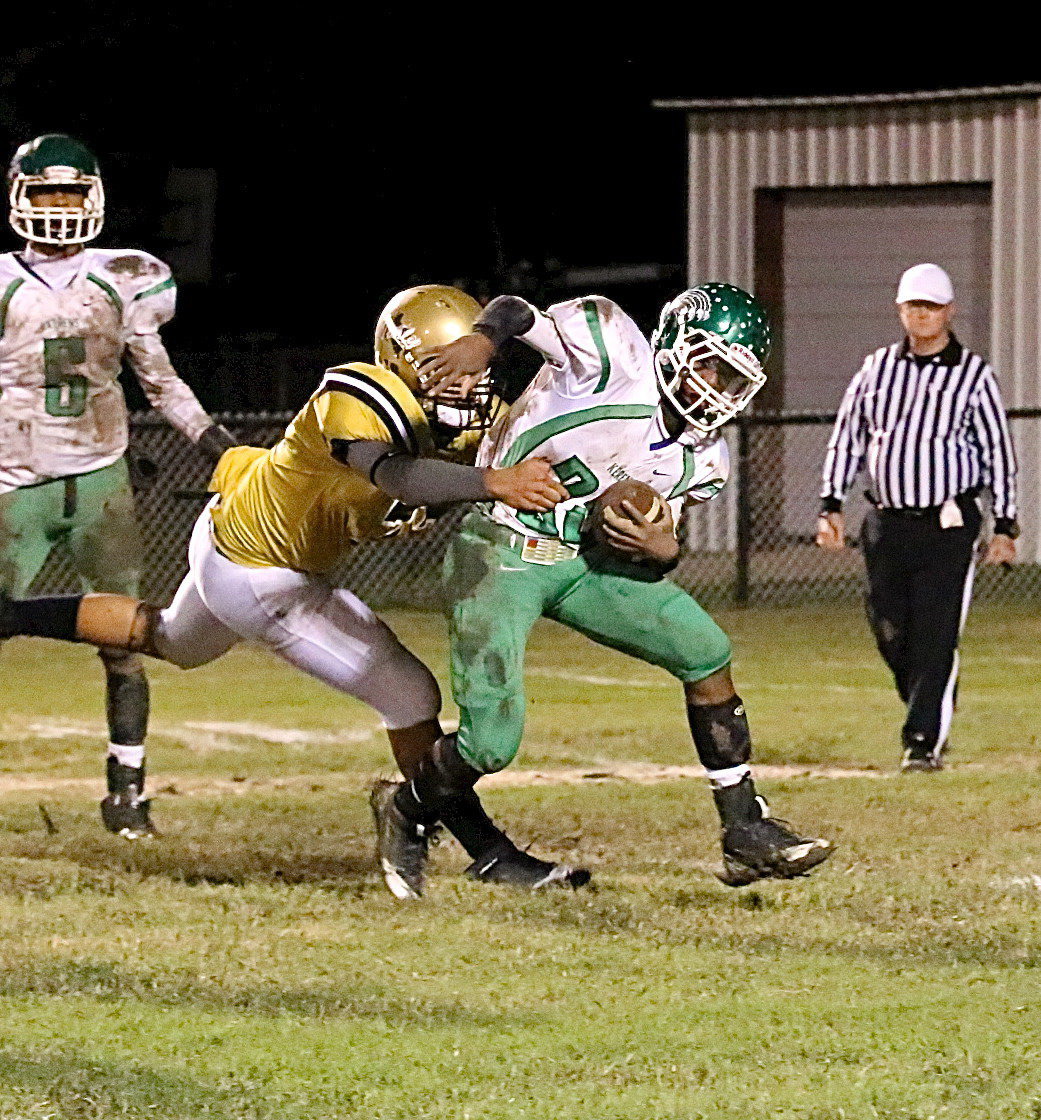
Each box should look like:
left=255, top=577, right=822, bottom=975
left=585, top=478, right=667, bottom=549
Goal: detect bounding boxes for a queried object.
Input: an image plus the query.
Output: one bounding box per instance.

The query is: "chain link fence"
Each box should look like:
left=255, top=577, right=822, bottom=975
left=29, top=410, right=1041, bottom=609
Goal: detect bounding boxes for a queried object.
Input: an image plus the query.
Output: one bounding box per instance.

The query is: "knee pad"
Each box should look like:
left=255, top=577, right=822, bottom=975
left=686, top=695, right=752, bottom=770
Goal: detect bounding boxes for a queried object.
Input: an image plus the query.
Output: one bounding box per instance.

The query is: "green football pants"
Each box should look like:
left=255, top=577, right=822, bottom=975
left=445, top=511, right=732, bottom=773
left=0, top=458, right=142, bottom=599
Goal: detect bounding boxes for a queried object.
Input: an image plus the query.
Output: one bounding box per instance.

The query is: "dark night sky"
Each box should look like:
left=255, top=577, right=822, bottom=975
left=0, top=19, right=1032, bottom=408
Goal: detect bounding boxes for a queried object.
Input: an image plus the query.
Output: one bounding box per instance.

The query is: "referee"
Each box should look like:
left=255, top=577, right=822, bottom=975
left=816, top=263, right=1018, bottom=771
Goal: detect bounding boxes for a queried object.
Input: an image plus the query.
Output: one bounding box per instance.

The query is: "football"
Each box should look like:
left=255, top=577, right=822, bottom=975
left=584, top=478, right=669, bottom=549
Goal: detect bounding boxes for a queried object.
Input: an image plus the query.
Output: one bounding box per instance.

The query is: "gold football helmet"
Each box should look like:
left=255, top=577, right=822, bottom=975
left=374, top=284, right=495, bottom=433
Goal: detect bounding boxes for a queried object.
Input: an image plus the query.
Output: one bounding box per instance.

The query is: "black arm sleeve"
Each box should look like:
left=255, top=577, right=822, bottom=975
left=337, top=440, right=492, bottom=505
left=473, top=295, right=536, bottom=350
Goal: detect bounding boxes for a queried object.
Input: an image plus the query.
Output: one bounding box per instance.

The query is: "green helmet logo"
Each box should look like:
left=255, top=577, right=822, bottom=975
left=651, top=283, right=771, bottom=436
left=8, top=134, right=105, bottom=246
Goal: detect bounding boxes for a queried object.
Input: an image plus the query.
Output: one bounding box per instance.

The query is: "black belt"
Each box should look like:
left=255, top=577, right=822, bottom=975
left=866, top=488, right=980, bottom=517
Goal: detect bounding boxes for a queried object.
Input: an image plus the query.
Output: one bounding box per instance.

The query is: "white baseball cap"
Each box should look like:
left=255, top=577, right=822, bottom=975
left=895, top=263, right=954, bottom=305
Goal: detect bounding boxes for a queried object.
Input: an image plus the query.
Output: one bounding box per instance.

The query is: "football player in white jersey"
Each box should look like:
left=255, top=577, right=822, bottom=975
left=0, top=134, right=236, bottom=839
left=371, top=284, right=834, bottom=896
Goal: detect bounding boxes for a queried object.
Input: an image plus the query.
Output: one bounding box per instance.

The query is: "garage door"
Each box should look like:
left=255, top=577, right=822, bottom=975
left=779, top=184, right=992, bottom=535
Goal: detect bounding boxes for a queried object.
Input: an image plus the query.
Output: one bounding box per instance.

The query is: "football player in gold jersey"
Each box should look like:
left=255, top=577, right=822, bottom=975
left=1, top=285, right=568, bottom=889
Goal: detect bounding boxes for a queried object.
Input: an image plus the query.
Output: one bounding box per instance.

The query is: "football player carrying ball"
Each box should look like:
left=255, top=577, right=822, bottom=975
left=372, top=284, right=834, bottom=895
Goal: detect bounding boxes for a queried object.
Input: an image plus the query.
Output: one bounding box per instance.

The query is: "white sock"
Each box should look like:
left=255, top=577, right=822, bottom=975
left=705, top=763, right=751, bottom=789
left=108, top=742, right=145, bottom=769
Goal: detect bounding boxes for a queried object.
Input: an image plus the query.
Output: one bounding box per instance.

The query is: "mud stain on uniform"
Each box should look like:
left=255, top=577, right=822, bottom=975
left=105, top=254, right=161, bottom=279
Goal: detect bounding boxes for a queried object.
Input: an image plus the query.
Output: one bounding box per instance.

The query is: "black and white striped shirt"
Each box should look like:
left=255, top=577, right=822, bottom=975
left=820, top=336, right=1017, bottom=522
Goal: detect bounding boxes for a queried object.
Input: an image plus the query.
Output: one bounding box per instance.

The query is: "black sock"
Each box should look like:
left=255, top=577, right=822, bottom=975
left=1, top=595, right=82, bottom=641
left=394, top=733, right=484, bottom=824
left=440, top=789, right=512, bottom=860
left=711, top=775, right=764, bottom=829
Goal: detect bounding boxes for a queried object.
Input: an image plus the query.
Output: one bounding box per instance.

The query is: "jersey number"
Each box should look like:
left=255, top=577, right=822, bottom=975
left=517, top=454, right=599, bottom=543
left=44, top=337, right=88, bottom=417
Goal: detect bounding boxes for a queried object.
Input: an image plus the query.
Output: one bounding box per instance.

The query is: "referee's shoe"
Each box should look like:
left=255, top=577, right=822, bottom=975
left=901, top=732, right=947, bottom=772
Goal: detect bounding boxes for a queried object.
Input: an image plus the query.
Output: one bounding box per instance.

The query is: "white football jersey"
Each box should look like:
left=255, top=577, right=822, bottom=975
left=477, top=296, right=729, bottom=541
left=0, top=246, right=212, bottom=492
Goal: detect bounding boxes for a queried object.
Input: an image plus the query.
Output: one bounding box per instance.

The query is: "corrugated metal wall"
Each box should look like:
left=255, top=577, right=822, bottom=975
left=682, top=95, right=1041, bottom=558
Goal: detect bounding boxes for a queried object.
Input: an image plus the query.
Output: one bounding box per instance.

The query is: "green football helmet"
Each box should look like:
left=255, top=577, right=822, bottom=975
left=651, top=283, right=771, bottom=436
left=7, top=134, right=105, bottom=245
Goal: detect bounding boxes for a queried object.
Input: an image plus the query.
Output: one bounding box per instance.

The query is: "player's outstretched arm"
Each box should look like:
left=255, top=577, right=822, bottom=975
left=484, top=458, right=568, bottom=512
left=341, top=440, right=566, bottom=513
left=420, top=295, right=545, bottom=390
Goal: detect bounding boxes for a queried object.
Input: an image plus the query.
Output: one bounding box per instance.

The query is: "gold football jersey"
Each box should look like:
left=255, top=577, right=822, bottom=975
left=209, top=362, right=434, bottom=573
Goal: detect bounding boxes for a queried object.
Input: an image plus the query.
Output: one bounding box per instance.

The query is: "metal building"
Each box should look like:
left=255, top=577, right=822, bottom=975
left=656, top=85, right=1041, bottom=561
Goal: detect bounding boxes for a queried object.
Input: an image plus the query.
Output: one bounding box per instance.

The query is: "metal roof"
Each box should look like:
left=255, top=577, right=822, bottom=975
left=653, top=84, right=1041, bottom=112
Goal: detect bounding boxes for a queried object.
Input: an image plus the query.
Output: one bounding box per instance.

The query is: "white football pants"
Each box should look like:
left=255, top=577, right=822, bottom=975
left=152, top=506, right=441, bottom=730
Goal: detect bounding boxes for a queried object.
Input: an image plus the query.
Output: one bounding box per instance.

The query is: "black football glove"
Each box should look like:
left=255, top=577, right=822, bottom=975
left=196, top=423, right=237, bottom=463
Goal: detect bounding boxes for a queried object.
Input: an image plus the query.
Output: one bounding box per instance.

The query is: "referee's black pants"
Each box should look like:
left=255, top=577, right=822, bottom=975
left=860, top=495, right=981, bottom=752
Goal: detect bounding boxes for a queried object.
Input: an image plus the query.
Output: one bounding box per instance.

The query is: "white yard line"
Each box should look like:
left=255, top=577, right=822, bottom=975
left=526, top=669, right=893, bottom=694
left=183, top=722, right=373, bottom=746
left=1001, top=874, right=1041, bottom=891
left=2, top=720, right=1035, bottom=799
left=479, top=761, right=892, bottom=786
left=1, top=718, right=376, bottom=753
left=525, top=669, right=669, bottom=688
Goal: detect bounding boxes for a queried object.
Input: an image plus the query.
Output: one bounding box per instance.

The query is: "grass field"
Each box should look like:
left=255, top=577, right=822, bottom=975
left=1, top=603, right=1040, bottom=1119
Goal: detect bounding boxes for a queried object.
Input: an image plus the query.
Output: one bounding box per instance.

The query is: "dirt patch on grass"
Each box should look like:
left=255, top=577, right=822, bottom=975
left=0, top=759, right=903, bottom=798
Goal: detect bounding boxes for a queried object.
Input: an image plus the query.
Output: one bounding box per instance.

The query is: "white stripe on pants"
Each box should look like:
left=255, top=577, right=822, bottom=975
left=153, top=507, right=440, bottom=729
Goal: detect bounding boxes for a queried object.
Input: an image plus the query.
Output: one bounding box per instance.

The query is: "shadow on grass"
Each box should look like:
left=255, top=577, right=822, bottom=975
left=0, top=958, right=541, bottom=1029
left=1, top=835, right=375, bottom=891
left=0, top=1049, right=268, bottom=1120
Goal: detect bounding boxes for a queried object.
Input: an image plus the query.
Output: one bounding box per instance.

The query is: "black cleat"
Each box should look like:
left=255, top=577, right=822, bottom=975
left=718, top=814, right=832, bottom=886
left=101, top=759, right=155, bottom=840
left=901, top=735, right=946, bottom=772
left=369, top=779, right=438, bottom=900
left=712, top=776, right=832, bottom=887
left=465, top=842, right=592, bottom=891
left=100, top=791, right=156, bottom=840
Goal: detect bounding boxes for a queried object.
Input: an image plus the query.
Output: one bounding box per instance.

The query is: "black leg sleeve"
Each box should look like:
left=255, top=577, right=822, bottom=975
left=394, top=733, right=484, bottom=823
left=100, top=651, right=150, bottom=746
left=686, top=696, right=752, bottom=770
left=0, top=594, right=83, bottom=641
left=439, top=790, right=512, bottom=860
